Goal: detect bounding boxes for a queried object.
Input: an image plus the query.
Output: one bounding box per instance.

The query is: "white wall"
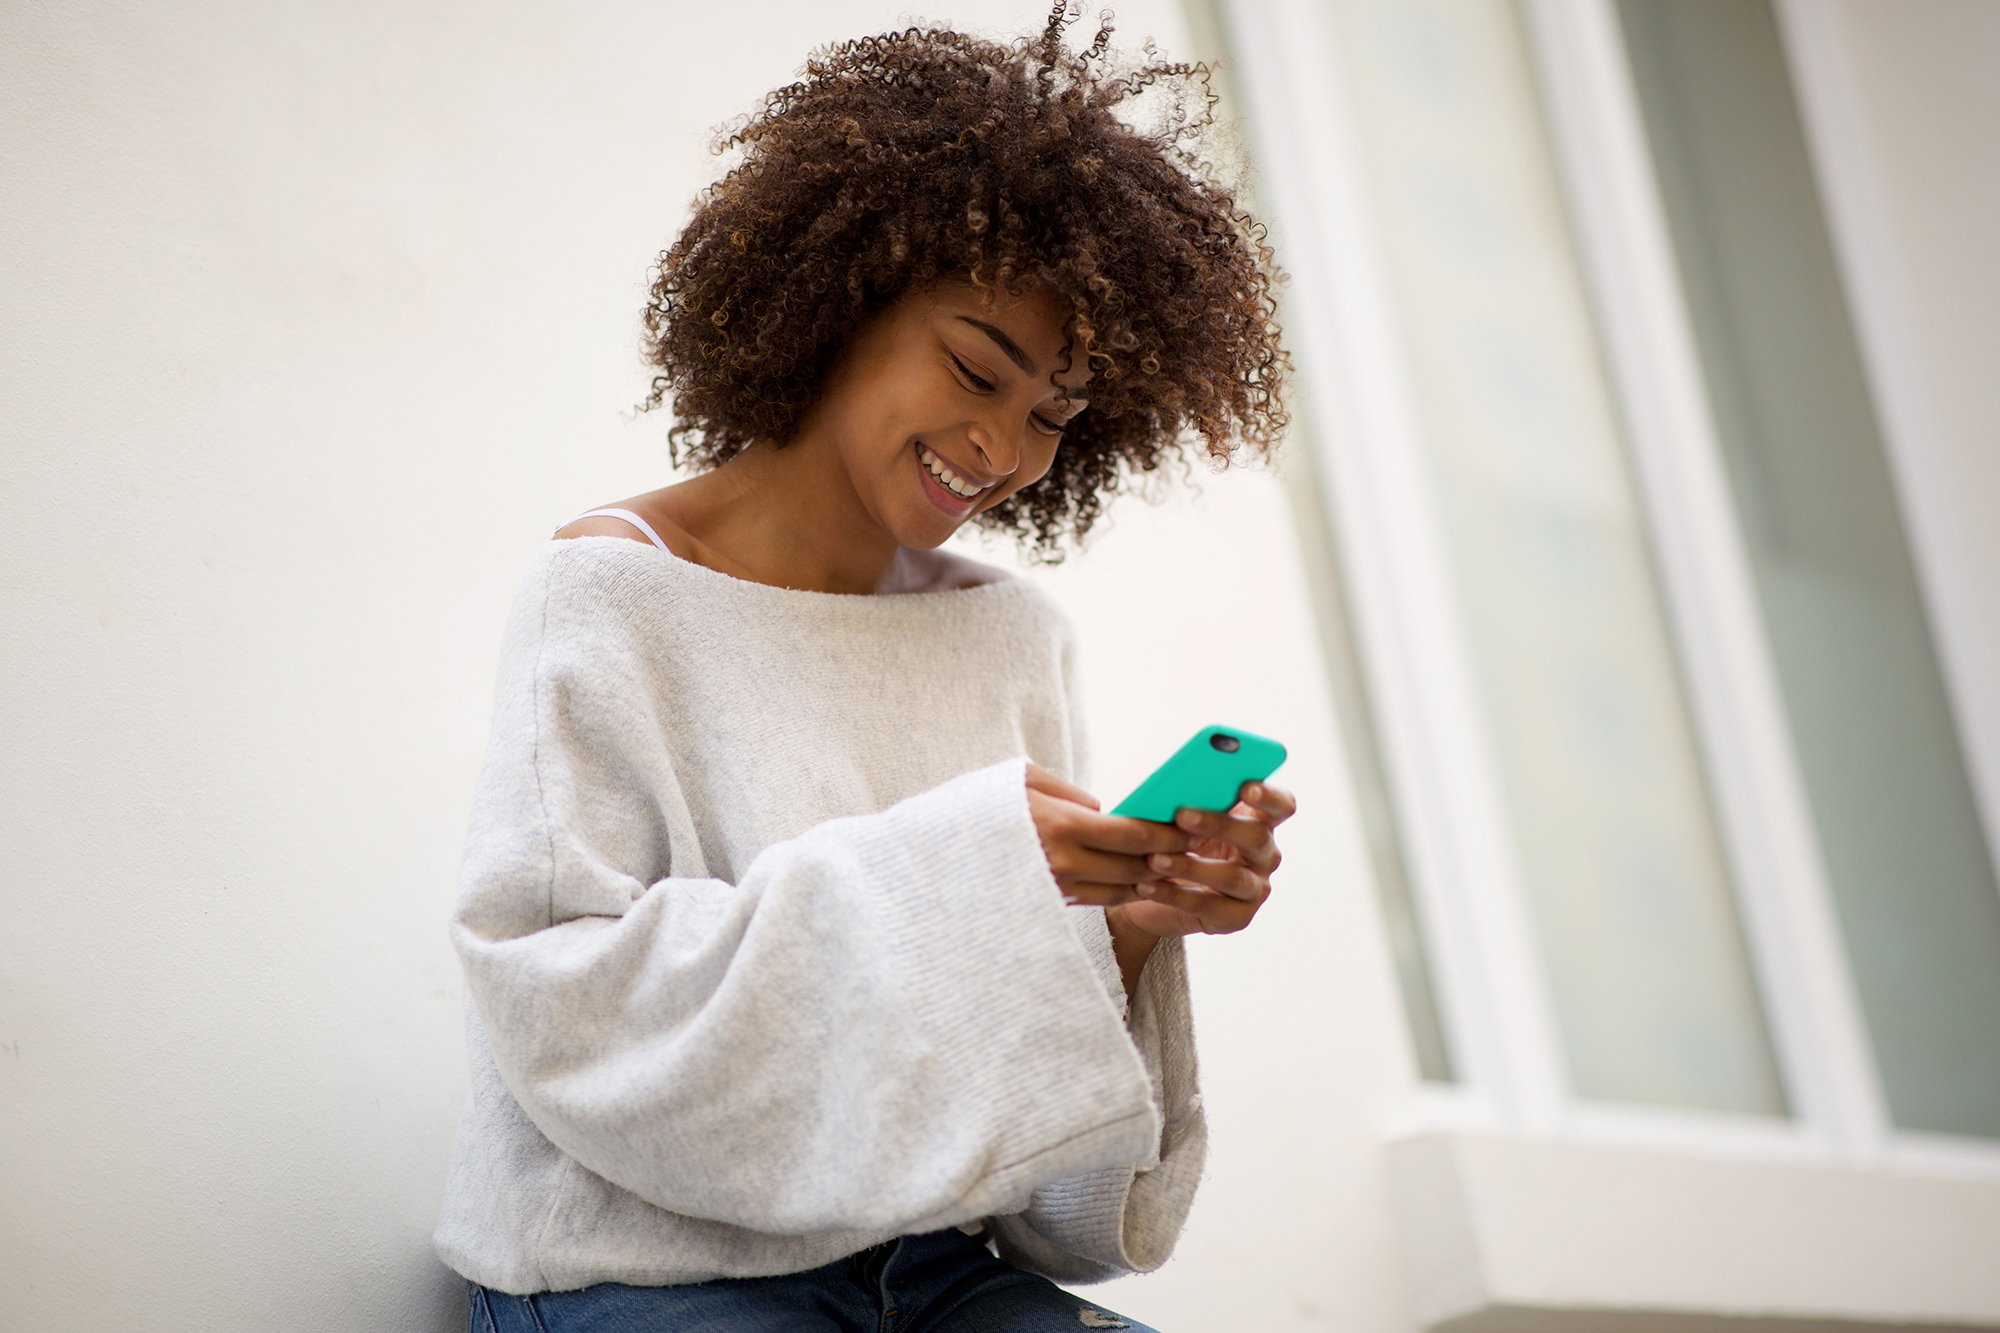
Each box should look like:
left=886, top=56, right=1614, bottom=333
left=0, top=2, right=1419, bottom=1330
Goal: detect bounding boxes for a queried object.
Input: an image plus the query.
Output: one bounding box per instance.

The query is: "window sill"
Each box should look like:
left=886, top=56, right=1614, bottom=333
left=1387, top=1132, right=2000, bottom=1332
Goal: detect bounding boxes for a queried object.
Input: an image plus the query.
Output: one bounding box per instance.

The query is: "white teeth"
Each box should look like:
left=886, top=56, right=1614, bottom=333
left=919, top=445, right=982, bottom=498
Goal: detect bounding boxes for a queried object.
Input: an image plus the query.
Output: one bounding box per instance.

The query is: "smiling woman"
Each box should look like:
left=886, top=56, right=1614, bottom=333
left=434, top=8, right=1292, bottom=1332
left=635, top=8, right=1287, bottom=555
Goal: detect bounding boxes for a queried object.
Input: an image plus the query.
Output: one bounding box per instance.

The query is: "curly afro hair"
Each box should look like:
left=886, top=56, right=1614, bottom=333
left=640, top=4, right=1288, bottom=554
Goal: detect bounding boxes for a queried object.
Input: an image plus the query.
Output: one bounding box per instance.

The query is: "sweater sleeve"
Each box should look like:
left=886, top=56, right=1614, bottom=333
left=451, top=565, right=1162, bottom=1238
left=982, top=622, right=1209, bottom=1282
left=986, top=935, right=1208, bottom=1281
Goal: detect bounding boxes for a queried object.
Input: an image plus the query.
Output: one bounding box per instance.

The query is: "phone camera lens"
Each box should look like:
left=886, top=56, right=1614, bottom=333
left=1210, top=733, right=1241, bottom=753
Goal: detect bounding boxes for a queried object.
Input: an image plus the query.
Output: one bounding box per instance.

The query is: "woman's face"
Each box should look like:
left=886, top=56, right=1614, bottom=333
left=799, top=281, right=1091, bottom=551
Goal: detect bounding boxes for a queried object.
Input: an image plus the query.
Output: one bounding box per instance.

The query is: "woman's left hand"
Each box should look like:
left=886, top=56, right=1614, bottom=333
left=1103, top=780, right=1296, bottom=996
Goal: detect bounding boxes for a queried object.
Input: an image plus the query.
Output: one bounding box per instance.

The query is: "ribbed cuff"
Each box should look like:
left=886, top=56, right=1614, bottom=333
left=1004, top=933, right=1207, bottom=1275
left=856, top=758, right=1164, bottom=1231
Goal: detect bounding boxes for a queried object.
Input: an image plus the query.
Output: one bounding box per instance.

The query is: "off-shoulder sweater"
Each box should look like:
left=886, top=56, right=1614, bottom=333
left=433, top=538, right=1206, bottom=1294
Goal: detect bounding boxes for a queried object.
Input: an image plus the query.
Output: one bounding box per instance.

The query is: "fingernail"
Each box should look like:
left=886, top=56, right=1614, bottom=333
left=1150, top=853, right=1173, bottom=871
left=1176, top=810, right=1200, bottom=830
left=1245, top=783, right=1262, bottom=801
left=1063, top=895, right=1082, bottom=906
left=1138, top=882, right=1157, bottom=897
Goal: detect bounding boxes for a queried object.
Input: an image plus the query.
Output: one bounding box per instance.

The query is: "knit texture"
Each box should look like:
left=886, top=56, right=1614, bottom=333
left=434, top=538, right=1206, bottom=1293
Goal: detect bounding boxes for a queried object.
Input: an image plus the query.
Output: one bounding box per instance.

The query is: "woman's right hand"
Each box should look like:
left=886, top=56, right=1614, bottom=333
left=1025, top=762, right=1189, bottom=906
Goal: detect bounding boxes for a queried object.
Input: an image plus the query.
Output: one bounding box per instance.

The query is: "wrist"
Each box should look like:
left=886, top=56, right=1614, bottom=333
left=1105, top=906, right=1161, bottom=1003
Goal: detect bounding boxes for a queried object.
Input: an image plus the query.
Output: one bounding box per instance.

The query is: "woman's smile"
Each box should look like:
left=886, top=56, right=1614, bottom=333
left=916, top=441, right=990, bottom=515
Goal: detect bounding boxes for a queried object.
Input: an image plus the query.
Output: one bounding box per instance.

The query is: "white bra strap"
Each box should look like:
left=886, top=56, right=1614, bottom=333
left=561, top=507, right=671, bottom=553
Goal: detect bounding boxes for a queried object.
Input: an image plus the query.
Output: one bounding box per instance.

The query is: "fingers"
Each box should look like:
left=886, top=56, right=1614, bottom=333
left=1048, top=845, right=1164, bottom=890
left=1170, top=803, right=1280, bottom=875
left=1060, top=882, right=1148, bottom=908
left=1029, top=786, right=1191, bottom=906
left=1024, top=761, right=1100, bottom=811
left=1124, top=876, right=1262, bottom=935
left=1028, top=790, right=1188, bottom=858
left=1035, top=809, right=1187, bottom=884
left=1083, top=809, right=1190, bottom=856
left=1108, top=783, right=1298, bottom=936
left=1145, top=848, right=1264, bottom=901
left=1237, top=780, right=1298, bottom=827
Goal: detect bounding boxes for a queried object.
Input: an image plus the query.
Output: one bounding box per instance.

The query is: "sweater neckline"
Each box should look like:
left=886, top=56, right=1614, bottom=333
left=550, top=535, right=1034, bottom=611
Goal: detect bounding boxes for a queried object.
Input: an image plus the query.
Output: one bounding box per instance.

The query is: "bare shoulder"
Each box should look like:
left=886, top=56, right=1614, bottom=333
left=552, top=495, right=691, bottom=555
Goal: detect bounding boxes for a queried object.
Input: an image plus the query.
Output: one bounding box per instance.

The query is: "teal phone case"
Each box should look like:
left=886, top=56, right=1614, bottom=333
left=1111, top=725, right=1288, bottom=823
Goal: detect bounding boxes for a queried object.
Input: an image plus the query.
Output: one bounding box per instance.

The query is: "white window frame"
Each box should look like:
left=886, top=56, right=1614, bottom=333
left=1206, top=0, right=2000, bottom=1175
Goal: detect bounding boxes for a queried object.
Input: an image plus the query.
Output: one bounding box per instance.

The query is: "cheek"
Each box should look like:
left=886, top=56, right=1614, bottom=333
left=1021, top=434, right=1061, bottom=486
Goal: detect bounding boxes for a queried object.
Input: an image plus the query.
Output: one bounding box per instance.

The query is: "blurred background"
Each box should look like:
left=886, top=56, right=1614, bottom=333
left=3, top=1, right=1996, bottom=1329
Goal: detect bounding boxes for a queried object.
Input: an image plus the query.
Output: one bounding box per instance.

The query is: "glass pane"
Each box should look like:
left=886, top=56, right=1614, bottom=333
left=1621, top=0, right=2000, bottom=1139
left=1324, top=0, right=1787, bottom=1113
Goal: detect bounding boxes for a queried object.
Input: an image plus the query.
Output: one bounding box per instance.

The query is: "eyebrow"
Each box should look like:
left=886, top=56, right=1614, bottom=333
left=954, top=316, right=1036, bottom=375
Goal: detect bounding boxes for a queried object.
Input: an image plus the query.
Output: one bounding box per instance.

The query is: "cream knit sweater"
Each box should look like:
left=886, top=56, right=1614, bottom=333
left=434, top=538, right=1206, bottom=1295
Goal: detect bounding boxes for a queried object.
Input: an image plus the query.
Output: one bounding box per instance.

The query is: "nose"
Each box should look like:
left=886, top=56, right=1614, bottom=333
left=966, top=416, right=1022, bottom=481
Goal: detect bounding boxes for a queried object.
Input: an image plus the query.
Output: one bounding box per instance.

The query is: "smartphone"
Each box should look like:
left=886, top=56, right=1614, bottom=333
left=1111, top=725, right=1288, bottom=824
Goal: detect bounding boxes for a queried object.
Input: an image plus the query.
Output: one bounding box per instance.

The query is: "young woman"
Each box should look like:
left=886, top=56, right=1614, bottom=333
left=435, top=11, right=1293, bottom=1331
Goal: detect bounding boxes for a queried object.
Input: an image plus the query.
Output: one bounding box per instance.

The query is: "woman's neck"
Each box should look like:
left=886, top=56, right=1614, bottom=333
left=645, top=443, right=907, bottom=596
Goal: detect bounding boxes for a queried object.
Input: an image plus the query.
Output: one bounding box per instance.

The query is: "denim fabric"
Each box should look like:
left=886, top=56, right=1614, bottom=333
left=468, top=1227, right=1160, bottom=1333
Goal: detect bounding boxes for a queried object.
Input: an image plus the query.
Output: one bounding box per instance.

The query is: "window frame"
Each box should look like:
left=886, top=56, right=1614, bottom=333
left=1206, top=0, right=2000, bottom=1178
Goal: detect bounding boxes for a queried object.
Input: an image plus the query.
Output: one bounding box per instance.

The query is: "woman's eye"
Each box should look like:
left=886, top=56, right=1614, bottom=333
left=1031, top=415, right=1064, bottom=437
left=948, top=353, right=995, bottom=393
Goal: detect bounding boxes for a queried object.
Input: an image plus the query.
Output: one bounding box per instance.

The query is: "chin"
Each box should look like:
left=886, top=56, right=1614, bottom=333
left=891, top=495, right=979, bottom=551
left=893, top=520, right=959, bottom=552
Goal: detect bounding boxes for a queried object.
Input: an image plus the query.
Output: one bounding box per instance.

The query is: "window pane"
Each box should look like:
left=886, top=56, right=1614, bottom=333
left=1324, top=0, right=1787, bottom=1113
left=1621, top=0, right=2000, bottom=1139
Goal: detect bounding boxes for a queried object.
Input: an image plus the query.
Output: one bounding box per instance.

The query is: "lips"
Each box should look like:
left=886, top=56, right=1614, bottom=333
left=915, top=441, right=989, bottom=516
left=917, top=442, right=985, bottom=497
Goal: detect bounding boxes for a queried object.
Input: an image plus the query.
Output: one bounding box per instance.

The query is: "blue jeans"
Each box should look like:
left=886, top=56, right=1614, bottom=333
left=468, top=1227, right=1160, bottom=1332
